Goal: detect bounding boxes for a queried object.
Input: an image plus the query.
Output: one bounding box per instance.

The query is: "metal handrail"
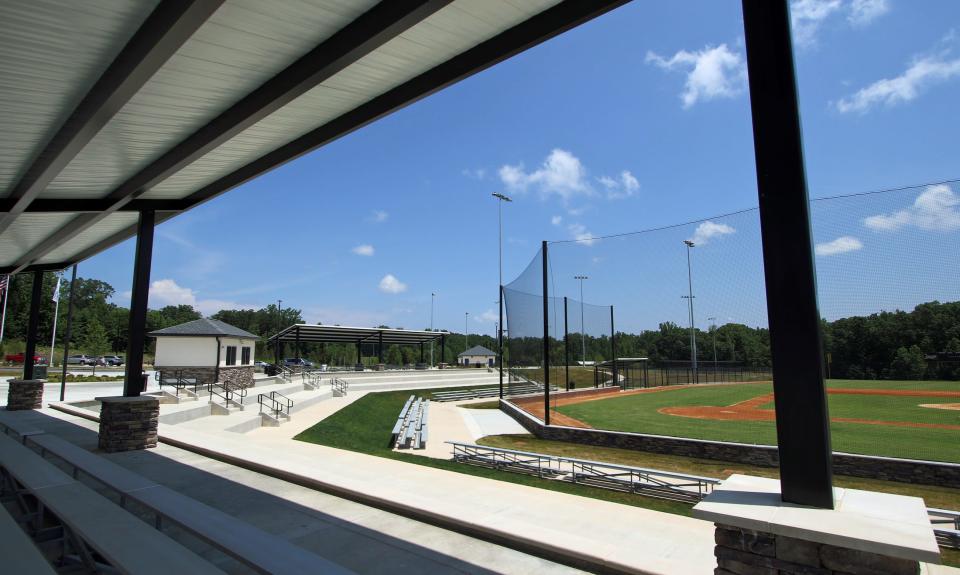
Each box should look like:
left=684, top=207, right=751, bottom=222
left=331, top=378, right=348, bottom=395
left=258, top=390, right=293, bottom=418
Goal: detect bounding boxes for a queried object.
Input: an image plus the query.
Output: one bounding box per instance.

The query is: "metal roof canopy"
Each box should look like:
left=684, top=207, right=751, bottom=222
left=268, top=324, right=445, bottom=346
left=0, top=0, right=628, bottom=274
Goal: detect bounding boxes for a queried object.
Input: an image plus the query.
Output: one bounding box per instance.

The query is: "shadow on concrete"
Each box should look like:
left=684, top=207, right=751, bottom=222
left=2, top=408, right=513, bottom=575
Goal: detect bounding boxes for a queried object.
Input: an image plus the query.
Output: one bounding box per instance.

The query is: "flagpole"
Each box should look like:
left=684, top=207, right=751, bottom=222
left=0, top=275, right=9, bottom=344
left=49, top=275, right=61, bottom=367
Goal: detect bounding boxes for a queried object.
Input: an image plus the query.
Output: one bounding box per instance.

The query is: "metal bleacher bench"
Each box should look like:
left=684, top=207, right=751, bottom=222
left=0, top=432, right=225, bottom=575
left=390, top=395, right=429, bottom=449
left=16, top=432, right=354, bottom=575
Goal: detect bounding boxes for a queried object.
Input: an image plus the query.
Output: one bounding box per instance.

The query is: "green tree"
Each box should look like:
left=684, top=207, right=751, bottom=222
left=888, top=345, right=927, bottom=380
left=82, top=320, right=111, bottom=356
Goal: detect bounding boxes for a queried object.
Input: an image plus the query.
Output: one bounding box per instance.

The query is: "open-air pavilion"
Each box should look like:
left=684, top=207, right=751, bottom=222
left=1, top=1, right=944, bottom=572
left=267, top=324, right=447, bottom=368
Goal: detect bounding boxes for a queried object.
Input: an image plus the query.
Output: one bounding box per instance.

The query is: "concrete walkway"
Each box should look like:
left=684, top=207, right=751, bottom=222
left=458, top=406, right=529, bottom=440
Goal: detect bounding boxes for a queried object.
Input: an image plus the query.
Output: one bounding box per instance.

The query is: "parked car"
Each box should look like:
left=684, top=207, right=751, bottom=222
left=66, top=354, right=97, bottom=366
left=4, top=352, right=43, bottom=365
left=253, top=360, right=271, bottom=368
left=282, top=358, right=314, bottom=368
left=99, top=355, right=124, bottom=366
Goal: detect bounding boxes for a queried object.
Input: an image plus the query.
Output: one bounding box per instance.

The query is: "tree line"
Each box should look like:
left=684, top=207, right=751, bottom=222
left=1, top=273, right=957, bottom=379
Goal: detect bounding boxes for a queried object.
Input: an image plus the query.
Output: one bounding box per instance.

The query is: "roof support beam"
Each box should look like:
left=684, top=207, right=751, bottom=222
left=0, top=0, right=223, bottom=237
left=4, top=0, right=449, bottom=275
left=0, top=198, right=184, bottom=214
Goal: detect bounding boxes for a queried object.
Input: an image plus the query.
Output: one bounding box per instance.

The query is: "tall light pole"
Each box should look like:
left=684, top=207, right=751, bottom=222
left=682, top=240, right=698, bottom=382
left=430, top=292, right=435, bottom=367
left=574, top=275, right=588, bottom=367
left=493, top=193, right=511, bottom=395
left=464, top=312, right=469, bottom=353
left=708, top=316, right=718, bottom=374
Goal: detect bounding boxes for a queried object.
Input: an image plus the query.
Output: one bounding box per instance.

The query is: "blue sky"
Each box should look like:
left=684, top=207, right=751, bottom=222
left=81, top=0, right=960, bottom=335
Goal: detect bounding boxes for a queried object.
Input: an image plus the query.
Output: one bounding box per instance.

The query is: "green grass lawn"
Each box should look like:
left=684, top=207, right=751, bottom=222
left=293, top=386, right=959, bottom=568
left=556, top=380, right=960, bottom=462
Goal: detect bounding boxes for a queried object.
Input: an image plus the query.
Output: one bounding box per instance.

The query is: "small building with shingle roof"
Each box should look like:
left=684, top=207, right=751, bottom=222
left=150, top=318, right=259, bottom=389
left=458, top=345, right=497, bottom=368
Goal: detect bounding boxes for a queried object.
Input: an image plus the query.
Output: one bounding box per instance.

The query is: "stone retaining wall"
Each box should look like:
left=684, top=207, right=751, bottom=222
left=500, top=399, right=960, bottom=488
left=98, top=396, right=159, bottom=452
left=156, top=365, right=255, bottom=389
left=713, top=524, right=919, bottom=575
left=6, top=379, right=44, bottom=410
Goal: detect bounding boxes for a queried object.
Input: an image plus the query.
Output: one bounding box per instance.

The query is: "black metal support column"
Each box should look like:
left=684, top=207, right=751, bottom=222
left=420, top=343, right=424, bottom=363
left=59, top=264, right=78, bottom=400
left=499, top=285, right=504, bottom=398
left=23, top=270, right=44, bottom=380
left=378, top=331, right=384, bottom=364
left=610, top=306, right=618, bottom=389
left=356, top=341, right=362, bottom=364
left=564, top=297, right=570, bottom=391
left=542, top=241, right=550, bottom=426
left=295, top=327, right=301, bottom=360
left=124, top=210, right=155, bottom=397
left=441, top=334, right=446, bottom=367
left=742, top=0, right=833, bottom=508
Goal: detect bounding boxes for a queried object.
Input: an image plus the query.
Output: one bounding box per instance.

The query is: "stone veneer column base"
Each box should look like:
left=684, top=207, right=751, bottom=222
left=6, top=379, right=45, bottom=410
left=693, top=474, right=939, bottom=575
left=713, top=524, right=919, bottom=575
left=98, top=396, right=159, bottom=452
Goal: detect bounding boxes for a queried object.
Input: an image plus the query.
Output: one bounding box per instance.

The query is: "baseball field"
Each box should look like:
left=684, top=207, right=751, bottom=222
left=512, top=379, right=960, bottom=463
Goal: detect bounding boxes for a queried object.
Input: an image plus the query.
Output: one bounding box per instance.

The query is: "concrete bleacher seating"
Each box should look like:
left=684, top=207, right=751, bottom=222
left=0, top=432, right=225, bottom=574
left=18, top=432, right=354, bottom=575
left=0, top=505, right=57, bottom=575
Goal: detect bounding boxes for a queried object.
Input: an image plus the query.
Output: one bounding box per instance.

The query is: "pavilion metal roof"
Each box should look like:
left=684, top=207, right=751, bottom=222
left=0, top=0, right=627, bottom=275
left=267, top=324, right=445, bottom=346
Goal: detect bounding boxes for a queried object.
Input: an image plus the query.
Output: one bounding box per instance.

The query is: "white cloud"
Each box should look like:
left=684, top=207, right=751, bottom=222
left=367, top=210, right=389, bottom=223
left=835, top=52, right=960, bottom=114
left=551, top=215, right=563, bottom=226
left=790, top=0, right=843, bottom=47
left=378, top=274, right=408, bottom=294
left=351, top=244, right=374, bottom=256
left=474, top=309, right=499, bottom=323
left=815, top=236, right=864, bottom=256
left=848, top=0, right=890, bottom=26
left=645, top=44, right=747, bottom=108
left=864, top=185, right=960, bottom=232
left=147, top=278, right=255, bottom=316
left=690, top=221, right=736, bottom=245
left=498, top=149, right=592, bottom=201
left=598, top=170, right=640, bottom=200
left=568, top=222, right=596, bottom=246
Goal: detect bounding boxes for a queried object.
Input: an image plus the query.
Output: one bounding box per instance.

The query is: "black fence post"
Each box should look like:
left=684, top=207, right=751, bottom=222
left=610, top=305, right=617, bottom=389
left=23, top=270, right=44, bottom=380
left=742, top=0, right=833, bottom=508
left=542, top=241, right=550, bottom=425
left=564, top=296, right=570, bottom=391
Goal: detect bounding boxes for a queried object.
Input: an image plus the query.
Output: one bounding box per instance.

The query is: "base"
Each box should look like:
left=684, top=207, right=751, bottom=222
left=97, top=395, right=160, bottom=452
left=693, top=474, right=940, bottom=575
left=6, top=379, right=45, bottom=410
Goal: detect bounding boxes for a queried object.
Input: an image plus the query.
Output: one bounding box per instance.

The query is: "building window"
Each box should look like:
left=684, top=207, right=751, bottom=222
left=241, top=346, right=251, bottom=365
left=225, top=346, right=237, bottom=366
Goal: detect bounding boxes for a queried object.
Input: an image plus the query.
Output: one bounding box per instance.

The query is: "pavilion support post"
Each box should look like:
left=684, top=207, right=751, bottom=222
left=6, top=271, right=46, bottom=410
left=60, top=264, right=79, bottom=401
left=99, top=210, right=158, bottom=452
left=419, top=343, right=424, bottom=363
left=295, top=327, right=300, bottom=361
left=377, top=331, right=384, bottom=370
left=356, top=341, right=361, bottom=364
left=441, top=334, right=446, bottom=369
left=741, top=0, right=832, bottom=509
left=542, top=241, right=550, bottom=426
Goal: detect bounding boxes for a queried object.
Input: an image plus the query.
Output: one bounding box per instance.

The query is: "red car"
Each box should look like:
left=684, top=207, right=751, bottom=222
left=4, top=352, right=43, bottom=365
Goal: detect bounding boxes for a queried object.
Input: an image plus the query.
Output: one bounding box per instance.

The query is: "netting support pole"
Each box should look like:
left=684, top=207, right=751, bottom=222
left=610, top=306, right=618, bottom=389
left=499, top=285, right=504, bottom=398
left=742, top=0, right=833, bottom=508
left=542, top=240, right=550, bottom=426
left=564, top=297, right=570, bottom=391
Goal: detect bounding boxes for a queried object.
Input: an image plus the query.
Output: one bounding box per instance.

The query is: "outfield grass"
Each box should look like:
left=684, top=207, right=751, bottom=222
left=556, top=380, right=960, bottom=463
